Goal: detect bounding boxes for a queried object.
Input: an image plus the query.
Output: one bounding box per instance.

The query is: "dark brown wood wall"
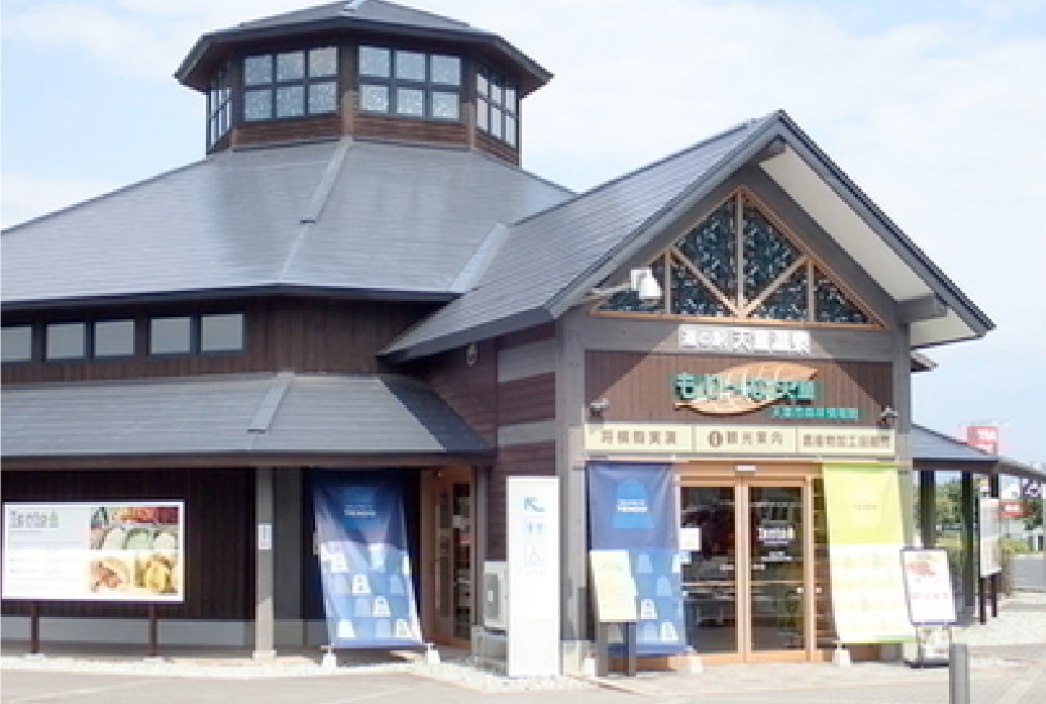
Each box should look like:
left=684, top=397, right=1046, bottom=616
left=475, top=131, right=520, bottom=166
left=586, top=351, right=893, bottom=426
left=353, top=115, right=469, bottom=146
left=232, top=114, right=343, bottom=148
left=0, top=468, right=254, bottom=621
left=2, top=297, right=435, bottom=384
left=420, top=341, right=498, bottom=445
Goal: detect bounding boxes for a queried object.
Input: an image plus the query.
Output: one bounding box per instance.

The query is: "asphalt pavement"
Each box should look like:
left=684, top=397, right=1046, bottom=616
left=3, top=590, right=1045, bottom=704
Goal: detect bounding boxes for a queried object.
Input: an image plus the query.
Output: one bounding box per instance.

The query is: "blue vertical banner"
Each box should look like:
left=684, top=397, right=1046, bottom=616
left=312, top=470, right=422, bottom=648
left=588, top=462, right=686, bottom=656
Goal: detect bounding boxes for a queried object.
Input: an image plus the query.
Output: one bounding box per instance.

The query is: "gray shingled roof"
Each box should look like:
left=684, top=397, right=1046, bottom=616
left=0, top=138, right=570, bottom=308
left=383, top=110, right=993, bottom=361
left=913, top=424, right=1045, bottom=479
left=0, top=372, right=490, bottom=459
left=382, top=115, right=778, bottom=360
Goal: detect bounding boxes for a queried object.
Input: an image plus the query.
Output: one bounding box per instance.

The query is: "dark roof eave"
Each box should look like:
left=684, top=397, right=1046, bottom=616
left=176, top=19, right=551, bottom=95
left=0, top=284, right=456, bottom=314
left=0, top=448, right=495, bottom=471
left=382, top=305, right=554, bottom=363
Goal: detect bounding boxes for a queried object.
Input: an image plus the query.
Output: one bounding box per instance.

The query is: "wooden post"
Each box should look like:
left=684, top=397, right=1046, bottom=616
left=147, top=603, right=159, bottom=658
left=29, top=602, right=40, bottom=655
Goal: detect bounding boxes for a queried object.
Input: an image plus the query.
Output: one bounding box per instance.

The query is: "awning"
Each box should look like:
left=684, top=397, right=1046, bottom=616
left=1, top=372, right=491, bottom=468
left=913, top=424, right=1045, bottom=480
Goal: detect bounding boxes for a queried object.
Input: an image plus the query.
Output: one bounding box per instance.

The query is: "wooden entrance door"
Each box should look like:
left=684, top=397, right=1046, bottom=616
left=423, top=467, right=473, bottom=647
left=679, top=477, right=815, bottom=663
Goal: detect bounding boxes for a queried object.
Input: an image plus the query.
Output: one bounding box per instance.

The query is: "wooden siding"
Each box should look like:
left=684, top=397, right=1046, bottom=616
left=232, top=114, right=343, bottom=149
left=484, top=442, right=556, bottom=560
left=586, top=351, right=893, bottom=426
left=475, top=130, right=520, bottom=167
left=1, top=297, right=435, bottom=384
left=0, top=468, right=254, bottom=621
left=354, top=115, right=468, bottom=146
left=420, top=341, right=498, bottom=446
left=497, top=373, right=555, bottom=425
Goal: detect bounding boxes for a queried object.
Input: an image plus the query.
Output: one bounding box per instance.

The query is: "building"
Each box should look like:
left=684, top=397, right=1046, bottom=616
left=0, top=0, right=1002, bottom=670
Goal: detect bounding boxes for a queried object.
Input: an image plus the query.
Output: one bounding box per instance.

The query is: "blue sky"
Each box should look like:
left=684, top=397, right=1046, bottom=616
left=2, top=0, right=1045, bottom=465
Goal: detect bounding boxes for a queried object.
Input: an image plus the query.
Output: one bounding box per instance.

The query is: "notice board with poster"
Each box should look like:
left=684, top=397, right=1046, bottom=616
left=590, top=549, right=638, bottom=622
left=2, top=501, right=185, bottom=602
left=901, top=548, right=957, bottom=626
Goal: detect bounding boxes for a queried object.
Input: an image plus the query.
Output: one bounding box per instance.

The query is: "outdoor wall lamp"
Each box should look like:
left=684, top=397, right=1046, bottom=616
left=588, top=397, right=611, bottom=417
left=586, top=267, right=663, bottom=303
left=878, top=405, right=899, bottom=428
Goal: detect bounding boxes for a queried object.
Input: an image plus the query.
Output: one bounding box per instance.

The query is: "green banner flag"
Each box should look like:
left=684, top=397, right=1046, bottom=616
left=823, top=463, right=914, bottom=644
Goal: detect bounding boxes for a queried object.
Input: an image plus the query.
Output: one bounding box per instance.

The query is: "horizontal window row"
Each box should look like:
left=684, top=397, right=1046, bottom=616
left=1, top=313, right=244, bottom=364
left=203, top=46, right=520, bottom=142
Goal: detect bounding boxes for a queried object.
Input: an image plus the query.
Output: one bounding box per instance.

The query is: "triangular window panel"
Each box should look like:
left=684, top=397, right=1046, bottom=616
left=813, top=266, right=869, bottom=324
left=597, top=189, right=879, bottom=326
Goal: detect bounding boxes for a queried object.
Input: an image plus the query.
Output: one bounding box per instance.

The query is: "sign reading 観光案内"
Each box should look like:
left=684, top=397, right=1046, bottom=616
left=2, top=501, right=185, bottom=602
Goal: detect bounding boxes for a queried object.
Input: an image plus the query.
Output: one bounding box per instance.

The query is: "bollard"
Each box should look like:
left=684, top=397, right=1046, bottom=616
left=949, top=642, right=970, bottom=704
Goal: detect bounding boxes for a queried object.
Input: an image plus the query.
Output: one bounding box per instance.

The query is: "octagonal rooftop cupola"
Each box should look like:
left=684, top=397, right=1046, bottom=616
left=176, top=0, right=551, bottom=164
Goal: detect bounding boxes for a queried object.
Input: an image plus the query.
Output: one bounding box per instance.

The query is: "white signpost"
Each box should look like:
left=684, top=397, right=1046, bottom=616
left=506, top=477, right=560, bottom=677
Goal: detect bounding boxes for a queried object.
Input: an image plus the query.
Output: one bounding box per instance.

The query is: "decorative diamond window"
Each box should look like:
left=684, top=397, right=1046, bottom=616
left=600, top=190, right=878, bottom=326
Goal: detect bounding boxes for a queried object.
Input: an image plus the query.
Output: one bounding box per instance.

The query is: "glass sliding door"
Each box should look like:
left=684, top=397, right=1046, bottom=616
left=749, top=485, right=805, bottom=652
left=680, top=479, right=811, bottom=662
left=680, top=487, right=739, bottom=655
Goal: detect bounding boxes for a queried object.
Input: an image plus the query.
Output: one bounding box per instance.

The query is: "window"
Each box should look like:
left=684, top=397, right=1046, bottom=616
left=244, top=47, right=338, bottom=122
left=150, top=317, right=192, bottom=355
left=599, top=189, right=877, bottom=325
left=477, top=67, right=517, bottom=146
left=94, top=320, right=135, bottom=358
left=46, top=322, right=86, bottom=361
left=358, top=46, right=461, bottom=120
left=200, top=313, right=244, bottom=353
left=149, top=313, right=245, bottom=356
left=207, top=62, right=232, bottom=149
left=1, top=325, right=32, bottom=363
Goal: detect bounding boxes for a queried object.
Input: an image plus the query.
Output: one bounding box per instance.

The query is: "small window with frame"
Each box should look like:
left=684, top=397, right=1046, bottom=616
left=2, top=325, right=33, bottom=363
left=46, top=322, right=86, bottom=361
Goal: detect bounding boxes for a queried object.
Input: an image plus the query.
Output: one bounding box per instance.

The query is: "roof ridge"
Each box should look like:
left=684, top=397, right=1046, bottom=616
left=507, top=113, right=777, bottom=232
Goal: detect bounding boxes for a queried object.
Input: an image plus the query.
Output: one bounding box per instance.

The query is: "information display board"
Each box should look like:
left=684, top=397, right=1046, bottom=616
left=589, top=550, right=638, bottom=623
left=901, top=548, right=957, bottom=626
left=2, top=501, right=185, bottom=602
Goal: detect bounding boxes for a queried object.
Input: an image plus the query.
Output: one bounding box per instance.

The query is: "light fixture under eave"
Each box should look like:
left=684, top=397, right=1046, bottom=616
left=631, top=267, right=662, bottom=302
left=586, top=267, right=663, bottom=303
left=878, top=405, right=899, bottom=428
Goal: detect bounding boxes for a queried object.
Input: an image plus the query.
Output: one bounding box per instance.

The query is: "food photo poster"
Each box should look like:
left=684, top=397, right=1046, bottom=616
left=2, top=501, right=185, bottom=602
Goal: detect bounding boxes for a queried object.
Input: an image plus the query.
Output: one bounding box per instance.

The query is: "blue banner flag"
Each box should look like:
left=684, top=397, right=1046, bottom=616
left=312, top=470, right=422, bottom=648
left=588, top=462, right=686, bottom=656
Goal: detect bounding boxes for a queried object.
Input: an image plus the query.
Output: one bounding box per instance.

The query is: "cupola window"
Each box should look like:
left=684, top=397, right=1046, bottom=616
left=243, top=47, right=338, bottom=122
left=477, top=67, right=517, bottom=146
left=358, top=46, right=461, bottom=120
left=207, top=63, right=231, bottom=149
left=599, top=189, right=878, bottom=326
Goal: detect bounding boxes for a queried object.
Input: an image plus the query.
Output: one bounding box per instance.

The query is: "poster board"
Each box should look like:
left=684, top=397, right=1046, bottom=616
left=979, top=498, right=1002, bottom=577
left=589, top=549, right=638, bottom=623
left=2, top=501, right=185, bottom=602
left=901, top=548, right=957, bottom=626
